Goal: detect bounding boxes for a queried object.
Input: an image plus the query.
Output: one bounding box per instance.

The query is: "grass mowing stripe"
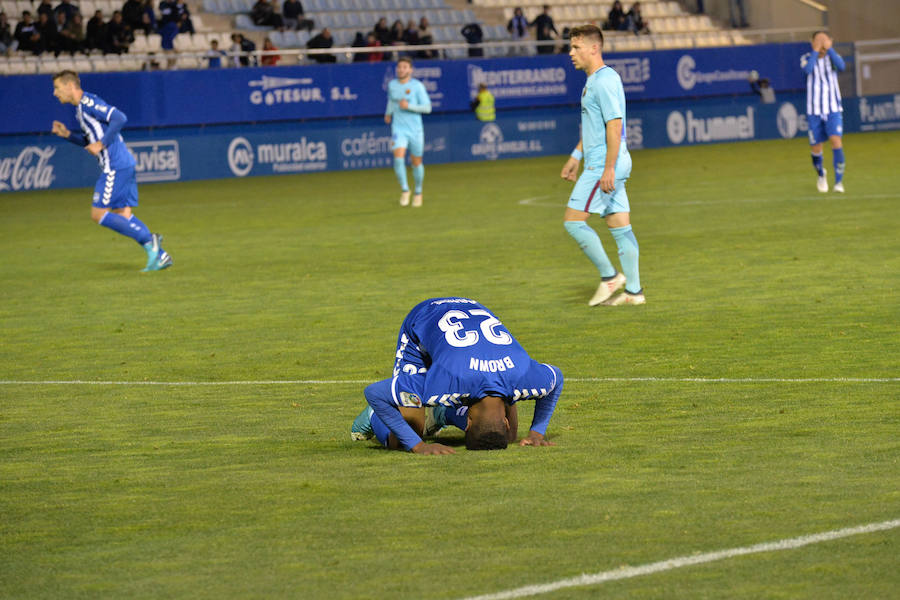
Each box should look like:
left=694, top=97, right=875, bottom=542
left=458, top=519, right=900, bottom=600
left=1, top=377, right=898, bottom=385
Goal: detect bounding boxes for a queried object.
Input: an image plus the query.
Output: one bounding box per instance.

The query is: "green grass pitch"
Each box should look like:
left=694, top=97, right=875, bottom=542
left=1, top=131, right=898, bottom=599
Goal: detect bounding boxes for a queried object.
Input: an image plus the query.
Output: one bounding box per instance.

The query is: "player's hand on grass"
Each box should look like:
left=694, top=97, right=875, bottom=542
left=411, top=441, right=456, bottom=455
left=51, top=120, right=70, bottom=138
left=561, top=157, right=580, bottom=182
left=519, top=431, right=554, bottom=447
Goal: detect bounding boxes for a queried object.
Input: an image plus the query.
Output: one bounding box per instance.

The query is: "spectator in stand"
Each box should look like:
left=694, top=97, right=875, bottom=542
left=85, top=9, right=105, bottom=51
left=36, top=0, right=54, bottom=21
left=461, top=21, right=483, bottom=57
left=122, top=0, right=145, bottom=34
left=15, top=11, right=42, bottom=54
left=52, top=10, right=67, bottom=52
left=261, top=36, right=280, bottom=65
left=529, top=4, right=557, bottom=55
left=506, top=7, right=528, bottom=56
left=306, top=26, right=335, bottom=62
left=0, top=12, right=15, bottom=55
left=351, top=31, right=366, bottom=62
left=158, top=0, right=178, bottom=66
left=625, top=2, right=649, bottom=34
left=54, top=0, right=79, bottom=25
left=389, top=19, right=404, bottom=46
left=230, top=32, right=256, bottom=66
left=604, top=1, right=626, bottom=31
left=373, top=17, right=390, bottom=46
left=417, top=16, right=435, bottom=59
left=205, top=38, right=225, bottom=67
left=35, top=11, right=57, bottom=54
left=282, top=0, right=313, bottom=32
left=730, top=0, right=748, bottom=28
left=84, top=9, right=104, bottom=51
left=141, top=0, right=157, bottom=34
left=365, top=31, right=383, bottom=62
left=175, top=0, right=194, bottom=34
left=403, top=19, right=418, bottom=45
left=251, top=0, right=284, bottom=30
left=105, top=10, right=133, bottom=54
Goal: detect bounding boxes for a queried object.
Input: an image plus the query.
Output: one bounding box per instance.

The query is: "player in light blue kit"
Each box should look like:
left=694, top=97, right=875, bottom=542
left=560, top=25, right=642, bottom=306
left=51, top=71, right=172, bottom=272
left=351, top=297, right=563, bottom=454
left=802, top=31, right=846, bottom=193
left=385, top=57, right=432, bottom=207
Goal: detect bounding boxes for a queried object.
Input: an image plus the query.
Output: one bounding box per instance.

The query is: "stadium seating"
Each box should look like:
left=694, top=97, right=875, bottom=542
left=0, top=0, right=749, bottom=72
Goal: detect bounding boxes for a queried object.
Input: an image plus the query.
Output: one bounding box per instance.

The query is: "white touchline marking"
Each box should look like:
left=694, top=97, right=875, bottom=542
left=457, top=519, right=900, bottom=600
left=0, top=377, right=897, bottom=385
left=518, top=193, right=899, bottom=208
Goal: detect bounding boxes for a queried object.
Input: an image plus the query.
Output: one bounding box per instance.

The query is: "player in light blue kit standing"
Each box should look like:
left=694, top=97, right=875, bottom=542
left=51, top=71, right=172, bottom=271
left=802, top=31, right=846, bottom=193
left=385, top=57, right=432, bottom=207
left=560, top=25, right=642, bottom=306
left=351, top=297, right=563, bottom=454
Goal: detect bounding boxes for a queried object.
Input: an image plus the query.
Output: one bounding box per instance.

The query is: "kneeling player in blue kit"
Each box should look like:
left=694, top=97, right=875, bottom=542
left=351, top=297, right=563, bottom=454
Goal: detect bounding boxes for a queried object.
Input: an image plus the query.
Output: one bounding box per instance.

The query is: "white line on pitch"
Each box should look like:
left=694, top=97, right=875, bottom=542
left=0, top=377, right=897, bottom=386
left=457, top=519, right=900, bottom=600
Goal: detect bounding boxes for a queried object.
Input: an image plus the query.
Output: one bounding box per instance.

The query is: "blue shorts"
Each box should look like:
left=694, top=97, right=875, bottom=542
left=568, top=154, right=632, bottom=216
left=392, top=129, right=424, bottom=157
left=807, top=112, right=843, bottom=145
left=92, top=168, right=138, bottom=209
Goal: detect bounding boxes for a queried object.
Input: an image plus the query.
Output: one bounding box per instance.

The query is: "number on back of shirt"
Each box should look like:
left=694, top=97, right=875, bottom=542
left=437, top=309, right=513, bottom=348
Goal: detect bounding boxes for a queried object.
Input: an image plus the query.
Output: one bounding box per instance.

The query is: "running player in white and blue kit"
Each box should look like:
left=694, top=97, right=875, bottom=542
left=385, top=57, right=432, bottom=207
left=561, top=25, right=642, bottom=306
left=51, top=71, right=172, bottom=271
left=352, top=297, right=563, bottom=454
left=802, top=31, right=846, bottom=193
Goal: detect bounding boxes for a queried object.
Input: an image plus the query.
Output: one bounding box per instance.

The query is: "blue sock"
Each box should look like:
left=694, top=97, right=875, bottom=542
left=610, top=224, right=641, bottom=294
left=99, top=212, right=150, bottom=245
left=833, top=148, right=845, bottom=183
left=811, top=152, right=824, bottom=176
left=393, top=157, right=409, bottom=191
left=412, top=163, right=424, bottom=194
left=127, top=215, right=153, bottom=245
left=564, top=221, right=616, bottom=279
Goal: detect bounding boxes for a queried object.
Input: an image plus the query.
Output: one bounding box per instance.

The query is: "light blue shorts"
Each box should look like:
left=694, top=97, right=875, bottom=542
left=567, top=159, right=631, bottom=216
left=92, top=167, right=138, bottom=209
left=392, top=129, right=424, bottom=157
left=807, top=112, right=843, bottom=145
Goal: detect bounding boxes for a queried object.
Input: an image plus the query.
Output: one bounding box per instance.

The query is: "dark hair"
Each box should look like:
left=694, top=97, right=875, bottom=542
left=465, top=417, right=509, bottom=451
left=398, top=56, right=413, bottom=66
left=569, top=24, right=603, bottom=47
left=811, top=30, right=826, bottom=40
left=53, top=70, right=81, bottom=86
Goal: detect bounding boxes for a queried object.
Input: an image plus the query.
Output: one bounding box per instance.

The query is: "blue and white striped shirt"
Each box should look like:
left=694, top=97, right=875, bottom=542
left=75, top=91, right=135, bottom=173
left=802, top=48, right=845, bottom=117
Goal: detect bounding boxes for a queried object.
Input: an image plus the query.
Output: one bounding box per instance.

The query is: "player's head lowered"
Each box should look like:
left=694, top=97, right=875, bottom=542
left=396, top=56, right=413, bottom=82
left=52, top=70, right=82, bottom=105
left=465, top=396, right=509, bottom=451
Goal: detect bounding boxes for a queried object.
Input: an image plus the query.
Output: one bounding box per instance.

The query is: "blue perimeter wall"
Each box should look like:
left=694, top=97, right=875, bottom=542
left=2, top=43, right=900, bottom=192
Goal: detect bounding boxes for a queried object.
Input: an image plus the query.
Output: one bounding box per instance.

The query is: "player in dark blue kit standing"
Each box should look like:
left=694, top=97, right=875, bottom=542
left=51, top=71, right=172, bottom=272
left=351, top=297, right=564, bottom=454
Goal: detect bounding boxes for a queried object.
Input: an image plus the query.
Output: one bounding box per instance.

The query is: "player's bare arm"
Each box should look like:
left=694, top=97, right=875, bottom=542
left=601, top=119, right=622, bottom=193
left=411, top=441, right=457, bottom=455
left=561, top=140, right=583, bottom=182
